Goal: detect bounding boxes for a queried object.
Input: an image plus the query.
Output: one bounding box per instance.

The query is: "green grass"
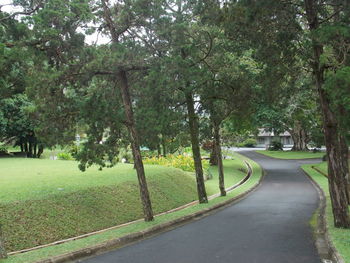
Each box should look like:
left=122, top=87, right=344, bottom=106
left=256, top=150, right=324, bottom=159
left=0, top=153, right=261, bottom=263
left=206, top=158, right=247, bottom=195
left=0, top=159, right=199, bottom=252
left=303, top=164, right=350, bottom=262
left=0, top=152, right=247, bottom=254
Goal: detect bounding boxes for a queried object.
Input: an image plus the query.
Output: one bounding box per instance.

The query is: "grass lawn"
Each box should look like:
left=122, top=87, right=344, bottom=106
left=256, top=150, right=324, bottom=159
left=303, top=164, right=350, bottom=262
left=0, top=152, right=262, bottom=263
left=0, top=152, right=247, bottom=254
left=206, top=157, right=248, bottom=196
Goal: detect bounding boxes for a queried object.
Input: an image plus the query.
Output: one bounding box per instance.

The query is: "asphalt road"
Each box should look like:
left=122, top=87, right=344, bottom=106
left=81, top=151, right=322, bottom=263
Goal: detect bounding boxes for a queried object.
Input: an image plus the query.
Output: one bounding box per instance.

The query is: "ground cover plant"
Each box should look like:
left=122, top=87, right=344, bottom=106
left=303, top=164, right=350, bottom=262
left=256, top=150, right=324, bottom=160
left=0, top=153, right=261, bottom=263
left=0, top=152, right=247, bottom=253
left=143, top=154, right=210, bottom=173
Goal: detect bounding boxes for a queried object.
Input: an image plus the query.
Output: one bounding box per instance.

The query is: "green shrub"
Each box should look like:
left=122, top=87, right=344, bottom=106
left=143, top=154, right=210, bottom=173
left=242, top=138, right=257, bottom=147
left=268, top=140, right=283, bottom=151
left=0, top=145, right=8, bottom=153
left=57, top=152, right=74, bottom=160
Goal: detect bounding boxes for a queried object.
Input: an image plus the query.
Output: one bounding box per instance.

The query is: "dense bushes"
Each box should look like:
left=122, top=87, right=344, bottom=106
left=268, top=140, right=283, bottom=151
left=143, top=154, right=210, bottom=173
left=237, top=138, right=257, bottom=147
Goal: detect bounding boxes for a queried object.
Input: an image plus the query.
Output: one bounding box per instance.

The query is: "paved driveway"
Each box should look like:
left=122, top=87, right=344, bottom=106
left=81, top=151, right=322, bottom=263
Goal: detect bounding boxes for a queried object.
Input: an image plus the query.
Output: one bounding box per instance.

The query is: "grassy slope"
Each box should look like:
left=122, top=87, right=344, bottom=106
left=0, top=153, right=247, bottom=252
left=0, top=159, right=198, bottom=251
left=256, top=150, right=324, bottom=159
left=1, top=153, right=262, bottom=263
left=302, top=164, right=350, bottom=262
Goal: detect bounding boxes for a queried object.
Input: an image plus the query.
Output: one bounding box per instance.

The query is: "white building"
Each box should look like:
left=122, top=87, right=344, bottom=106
left=256, top=129, right=293, bottom=147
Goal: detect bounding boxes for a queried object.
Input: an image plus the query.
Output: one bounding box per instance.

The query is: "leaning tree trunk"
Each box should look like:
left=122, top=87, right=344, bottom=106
left=101, top=0, right=154, bottom=222
left=213, top=123, right=226, bottom=196
left=304, top=0, right=350, bottom=228
left=0, top=224, right=7, bottom=259
left=119, top=70, right=154, bottom=221
left=185, top=91, right=208, bottom=203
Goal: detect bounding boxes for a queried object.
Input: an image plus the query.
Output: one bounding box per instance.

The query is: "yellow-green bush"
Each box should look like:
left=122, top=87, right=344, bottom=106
left=143, top=154, right=209, bottom=173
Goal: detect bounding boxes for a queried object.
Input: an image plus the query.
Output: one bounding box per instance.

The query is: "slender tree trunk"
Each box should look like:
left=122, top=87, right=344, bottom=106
left=37, top=144, right=44, bottom=158
left=304, top=0, right=350, bottom=228
left=213, top=123, right=226, bottom=196
left=0, top=224, right=7, bottom=259
left=28, top=141, right=33, bottom=158
left=101, top=0, right=153, bottom=221
left=119, top=70, right=154, bottom=221
left=185, top=91, right=208, bottom=203
left=162, top=137, right=167, bottom=157
left=157, top=144, right=161, bottom=157
left=209, top=142, right=218, bottom=165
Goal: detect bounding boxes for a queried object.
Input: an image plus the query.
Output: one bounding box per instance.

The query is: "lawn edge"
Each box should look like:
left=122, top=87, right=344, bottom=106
left=35, top=159, right=264, bottom=263
left=255, top=150, right=323, bottom=160
left=302, top=167, right=345, bottom=263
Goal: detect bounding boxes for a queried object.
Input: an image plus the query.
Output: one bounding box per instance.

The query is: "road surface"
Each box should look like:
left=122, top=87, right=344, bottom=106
left=81, top=151, right=322, bottom=263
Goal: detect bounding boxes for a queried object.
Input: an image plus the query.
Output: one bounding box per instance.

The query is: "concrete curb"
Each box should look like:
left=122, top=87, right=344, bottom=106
left=303, top=169, right=345, bottom=263
left=36, top=162, right=264, bottom=263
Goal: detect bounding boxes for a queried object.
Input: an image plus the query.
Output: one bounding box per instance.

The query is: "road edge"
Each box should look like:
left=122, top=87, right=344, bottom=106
left=302, top=169, right=345, bottom=263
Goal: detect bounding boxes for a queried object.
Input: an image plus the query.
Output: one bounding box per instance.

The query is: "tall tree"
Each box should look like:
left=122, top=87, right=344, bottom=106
left=303, top=0, right=350, bottom=227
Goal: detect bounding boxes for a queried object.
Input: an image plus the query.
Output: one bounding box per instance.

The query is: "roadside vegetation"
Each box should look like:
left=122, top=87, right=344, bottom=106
left=303, top=164, right=350, bottom=262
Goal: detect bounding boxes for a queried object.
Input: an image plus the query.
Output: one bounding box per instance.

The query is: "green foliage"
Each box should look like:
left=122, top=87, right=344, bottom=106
left=143, top=154, right=210, bottom=173
left=268, top=140, right=283, bottom=151
left=238, top=138, right=257, bottom=148
left=57, top=152, right=74, bottom=161
left=0, top=94, right=34, bottom=140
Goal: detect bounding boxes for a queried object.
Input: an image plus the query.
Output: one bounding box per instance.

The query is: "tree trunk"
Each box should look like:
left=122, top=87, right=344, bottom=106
left=213, top=123, right=226, bottom=196
left=162, top=137, right=167, bottom=157
left=101, top=0, right=154, bottom=222
left=119, top=70, right=154, bottom=221
left=185, top=91, right=208, bottom=203
left=37, top=144, right=44, bottom=158
left=0, top=224, right=7, bottom=259
left=290, top=122, right=309, bottom=151
left=209, top=142, right=218, bottom=166
left=157, top=144, right=161, bottom=157
left=340, top=135, right=350, bottom=204
left=304, top=0, right=350, bottom=228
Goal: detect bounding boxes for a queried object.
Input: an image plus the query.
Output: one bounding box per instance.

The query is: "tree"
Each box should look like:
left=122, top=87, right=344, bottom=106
left=21, top=0, right=156, bottom=221
left=0, top=94, right=44, bottom=157
left=223, top=0, right=350, bottom=227
left=200, top=32, right=256, bottom=196
left=303, top=0, right=350, bottom=227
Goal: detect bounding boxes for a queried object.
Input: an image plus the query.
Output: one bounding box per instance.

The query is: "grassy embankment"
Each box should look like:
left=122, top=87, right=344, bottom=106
left=303, top=162, right=350, bottom=262
left=256, top=150, right=324, bottom=159
left=0, top=152, right=260, bottom=263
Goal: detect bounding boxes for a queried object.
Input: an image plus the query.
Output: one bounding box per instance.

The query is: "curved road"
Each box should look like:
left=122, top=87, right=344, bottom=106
left=81, top=151, right=322, bottom=263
